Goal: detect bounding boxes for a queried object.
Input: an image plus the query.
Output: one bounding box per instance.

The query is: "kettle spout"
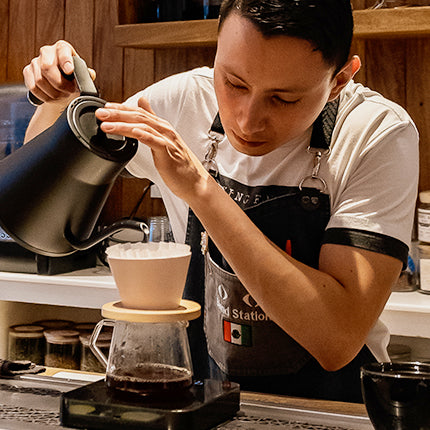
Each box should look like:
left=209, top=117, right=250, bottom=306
left=65, top=219, right=149, bottom=251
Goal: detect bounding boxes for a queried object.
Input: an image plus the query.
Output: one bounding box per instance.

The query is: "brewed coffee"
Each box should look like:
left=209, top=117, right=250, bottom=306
left=106, top=363, right=193, bottom=395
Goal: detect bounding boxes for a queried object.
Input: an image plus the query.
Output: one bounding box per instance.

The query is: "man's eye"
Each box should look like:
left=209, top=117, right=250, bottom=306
left=273, top=96, right=299, bottom=106
left=225, top=79, right=245, bottom=90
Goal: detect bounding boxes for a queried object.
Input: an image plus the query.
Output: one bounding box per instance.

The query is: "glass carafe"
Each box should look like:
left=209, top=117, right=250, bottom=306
left=90, top=300, right=200, bottom=396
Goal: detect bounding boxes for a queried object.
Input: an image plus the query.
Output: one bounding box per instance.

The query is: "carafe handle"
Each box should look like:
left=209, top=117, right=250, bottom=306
left=90, top=319, right=115, bottom=368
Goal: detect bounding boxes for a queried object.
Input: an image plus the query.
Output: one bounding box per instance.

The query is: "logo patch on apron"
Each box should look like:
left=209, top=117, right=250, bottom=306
left=223, top=320, right=252, bottom=346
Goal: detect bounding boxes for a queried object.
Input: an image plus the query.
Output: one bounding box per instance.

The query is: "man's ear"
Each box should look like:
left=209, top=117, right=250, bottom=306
left=328, top=55, right=361, bottom=101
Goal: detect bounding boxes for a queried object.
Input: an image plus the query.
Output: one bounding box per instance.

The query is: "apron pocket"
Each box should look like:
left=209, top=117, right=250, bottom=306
left=204, top=252, right=311, bottom=376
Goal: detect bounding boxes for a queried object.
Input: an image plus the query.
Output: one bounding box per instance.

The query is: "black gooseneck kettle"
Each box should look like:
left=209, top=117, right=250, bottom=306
left=0, top=56, right=147, bottom=257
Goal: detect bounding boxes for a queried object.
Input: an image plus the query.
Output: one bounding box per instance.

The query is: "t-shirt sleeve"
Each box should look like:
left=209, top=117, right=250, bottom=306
left=324, top=118, right=419, bottom=265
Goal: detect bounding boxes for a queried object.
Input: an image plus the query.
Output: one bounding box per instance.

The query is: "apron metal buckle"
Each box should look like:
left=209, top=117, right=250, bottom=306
left=203, top=131, right=223, bottom=177
left=200, top=231, right=208, bottom=255
left=299, top=146, right=330, bottom=192
left=202, top=159, right=219, bottom=177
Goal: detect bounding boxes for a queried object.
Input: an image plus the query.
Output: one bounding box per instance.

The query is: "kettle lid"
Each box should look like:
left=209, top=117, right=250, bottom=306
left=67, top=95, right=137, bottom=163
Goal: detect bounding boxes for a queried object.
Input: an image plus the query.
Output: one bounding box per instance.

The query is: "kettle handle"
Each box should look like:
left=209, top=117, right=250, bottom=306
left=90, top=319, right=115, bottom=369
left=72, top=56, right=98, bottom=98
left=27, top=56, right=98, bottom=106
left=65, top=219, right=149, bottom=251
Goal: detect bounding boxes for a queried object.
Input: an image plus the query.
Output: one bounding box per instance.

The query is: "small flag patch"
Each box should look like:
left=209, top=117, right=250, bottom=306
left=223, top=320, right=252, bottom=346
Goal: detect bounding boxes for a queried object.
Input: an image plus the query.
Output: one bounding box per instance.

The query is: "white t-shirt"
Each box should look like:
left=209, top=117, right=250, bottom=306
left=126, top=67, right=419, bottom=361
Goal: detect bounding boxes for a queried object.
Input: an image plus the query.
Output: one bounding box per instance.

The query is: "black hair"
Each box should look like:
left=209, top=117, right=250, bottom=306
left=219, top=0, right=354, bottom=73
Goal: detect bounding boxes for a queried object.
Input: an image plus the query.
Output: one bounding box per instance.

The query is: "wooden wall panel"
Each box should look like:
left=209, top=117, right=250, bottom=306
left=35, top=0, right=64, bottom=48
left=123, top=48, right=154, bottom=98
left=0, top=0, right=9, bottom=82
left=7, top=0, right=36, bottom=82
left=364, top=39, right=407, bottom=107
left=65, top=0, right=94, bottom=65
left=186, top=47, right=216, bottom=69
left=155, top=48, right=189, bottom=82
left=93, top=0, right=123, bottom=102
left=154, top=47, right=216, bottom=83
left=118, top=0, right=144, bottom=25
left=407, top=38, right=430, bottom=191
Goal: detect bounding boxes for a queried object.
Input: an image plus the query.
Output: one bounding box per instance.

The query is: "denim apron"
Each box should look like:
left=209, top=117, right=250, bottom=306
left=184, top=100, right=375, bottom=402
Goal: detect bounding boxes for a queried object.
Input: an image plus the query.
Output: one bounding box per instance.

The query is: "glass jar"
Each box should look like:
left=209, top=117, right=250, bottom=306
left=44, top=329, right=80, bottom=370
left=80, top=332, right=111, bottom=373
left=8, top=324, right=45, bottom=364
left=392, top=242, right=418, bottom=292
left=418, top=191, right=430, bottom=293
left=148, top=215, right=174, bottom=242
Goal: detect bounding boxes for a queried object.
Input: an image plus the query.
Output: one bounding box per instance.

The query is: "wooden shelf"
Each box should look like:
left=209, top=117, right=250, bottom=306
left=353, top=6, right=430, bottom=38
left=115, top=7, right=430, bottom=49
left=115, top=19, right=218, bottom=49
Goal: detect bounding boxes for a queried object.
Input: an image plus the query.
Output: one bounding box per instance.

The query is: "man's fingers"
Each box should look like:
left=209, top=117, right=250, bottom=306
left=56, top=40, right=77, bottom=75
left=138, top=97, right=156, bottom=114
left=87, top=68, right=96, bottom=81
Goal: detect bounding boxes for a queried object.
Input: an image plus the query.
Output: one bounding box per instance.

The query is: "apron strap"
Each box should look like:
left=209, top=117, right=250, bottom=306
left=310, top=98, right=339, bottom=150
left=210, top=112, right=224, bottom=135
left=209, top=99, right=340, bottom=192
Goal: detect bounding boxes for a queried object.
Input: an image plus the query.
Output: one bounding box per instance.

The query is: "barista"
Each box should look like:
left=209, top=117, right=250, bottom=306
left=23, top=0, right=419, bottom=403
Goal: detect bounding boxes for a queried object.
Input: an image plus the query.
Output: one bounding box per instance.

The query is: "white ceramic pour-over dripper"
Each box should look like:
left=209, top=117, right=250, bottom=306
left=106, top=242, right=191, bottom=310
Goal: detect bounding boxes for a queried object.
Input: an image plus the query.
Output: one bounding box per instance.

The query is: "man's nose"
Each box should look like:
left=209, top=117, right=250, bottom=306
left=236, top=99, right=266, bottom=135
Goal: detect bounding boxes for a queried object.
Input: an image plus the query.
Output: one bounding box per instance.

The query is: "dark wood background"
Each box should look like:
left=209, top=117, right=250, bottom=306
left=0, top=0, right=428, bottom=226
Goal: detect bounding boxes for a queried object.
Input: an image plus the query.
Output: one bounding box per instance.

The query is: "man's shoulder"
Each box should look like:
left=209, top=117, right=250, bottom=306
left=125, top=67, right=214, bottom=107
left=340, top=81, right=414, bottom=125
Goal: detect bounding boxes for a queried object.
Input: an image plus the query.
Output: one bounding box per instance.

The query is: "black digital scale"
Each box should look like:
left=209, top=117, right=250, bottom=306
left=60, top=379, right=240, bottom=429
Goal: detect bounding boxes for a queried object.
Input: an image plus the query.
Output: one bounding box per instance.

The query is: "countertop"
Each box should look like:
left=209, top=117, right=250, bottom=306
left=0, top=368, right=372, bottom=429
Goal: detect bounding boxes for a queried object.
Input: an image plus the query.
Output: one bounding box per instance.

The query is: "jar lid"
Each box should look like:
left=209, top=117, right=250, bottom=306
left=9, top=324, right=44, bottom=338
left=73, top=322, right=96, bottom=333
left=44, top=329, right=80, bottom=344
left=33, top=319, right=74, bottom=329
left=420, top=191, right=430, bottom=204
left=101, top=300, right=201, bottom=323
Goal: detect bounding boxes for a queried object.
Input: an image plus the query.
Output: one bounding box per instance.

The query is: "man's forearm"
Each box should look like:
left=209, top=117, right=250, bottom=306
left=24, top=96, right=75, bottom=143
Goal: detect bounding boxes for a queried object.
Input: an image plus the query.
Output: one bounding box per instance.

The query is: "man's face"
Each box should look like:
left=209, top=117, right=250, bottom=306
left=214, top=13, right=339, bottom=156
